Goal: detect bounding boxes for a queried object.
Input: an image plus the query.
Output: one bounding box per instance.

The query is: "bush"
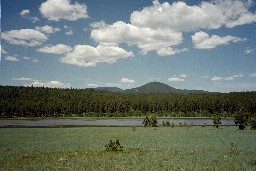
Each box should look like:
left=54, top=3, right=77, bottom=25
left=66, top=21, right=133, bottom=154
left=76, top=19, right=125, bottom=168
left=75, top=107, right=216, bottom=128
left=105, top=140, right=123, bottom=151
left=250, top=115, right=256, bottom=130
left=233, top=111, right=250, bottom=130
left=142, top=116, right=158, bottom=127
left=213, top=114, right=222, bottom=128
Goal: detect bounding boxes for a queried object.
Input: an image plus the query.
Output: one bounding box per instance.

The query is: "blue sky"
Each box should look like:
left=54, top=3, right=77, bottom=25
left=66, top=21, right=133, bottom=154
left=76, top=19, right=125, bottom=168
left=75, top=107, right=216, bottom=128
left=1, top=0, right=256, bottom=92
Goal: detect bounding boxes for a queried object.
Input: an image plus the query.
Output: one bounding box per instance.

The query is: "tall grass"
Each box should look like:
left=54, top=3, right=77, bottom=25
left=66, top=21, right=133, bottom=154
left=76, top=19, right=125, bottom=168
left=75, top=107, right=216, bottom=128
left=0, top=127, right=256, bottom=170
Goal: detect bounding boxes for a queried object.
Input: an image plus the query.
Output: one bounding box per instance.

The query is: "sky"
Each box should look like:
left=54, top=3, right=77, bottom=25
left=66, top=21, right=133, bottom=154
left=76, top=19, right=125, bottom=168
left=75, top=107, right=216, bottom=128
left=1, top=0, right=256, bottom=92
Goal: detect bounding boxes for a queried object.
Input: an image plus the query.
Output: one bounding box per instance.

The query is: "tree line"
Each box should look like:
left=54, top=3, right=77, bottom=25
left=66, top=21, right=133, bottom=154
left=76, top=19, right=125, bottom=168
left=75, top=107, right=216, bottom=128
left=0, top=86, right=256, bottom=118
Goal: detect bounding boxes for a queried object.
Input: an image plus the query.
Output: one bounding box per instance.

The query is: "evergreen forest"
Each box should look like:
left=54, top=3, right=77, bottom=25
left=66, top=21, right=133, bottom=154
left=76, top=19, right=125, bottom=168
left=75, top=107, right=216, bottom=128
left=0, top=86, right=256, bottom=118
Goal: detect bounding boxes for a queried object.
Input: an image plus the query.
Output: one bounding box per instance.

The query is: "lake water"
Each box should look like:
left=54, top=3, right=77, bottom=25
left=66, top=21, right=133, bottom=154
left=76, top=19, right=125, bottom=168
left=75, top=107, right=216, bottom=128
left=0, top=118, right=235, bottom=127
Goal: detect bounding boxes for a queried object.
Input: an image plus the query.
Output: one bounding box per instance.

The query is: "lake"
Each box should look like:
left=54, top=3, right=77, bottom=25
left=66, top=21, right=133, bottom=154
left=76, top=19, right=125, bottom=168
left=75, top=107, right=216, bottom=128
left=0, top=118, right=235, bottom=127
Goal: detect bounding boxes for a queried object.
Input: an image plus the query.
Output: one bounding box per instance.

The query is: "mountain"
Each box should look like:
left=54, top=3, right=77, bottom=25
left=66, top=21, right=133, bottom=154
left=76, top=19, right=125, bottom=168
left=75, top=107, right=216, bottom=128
left=124, top=82, right=208, bottom=94
left=87, top=82, right=208, bottom=94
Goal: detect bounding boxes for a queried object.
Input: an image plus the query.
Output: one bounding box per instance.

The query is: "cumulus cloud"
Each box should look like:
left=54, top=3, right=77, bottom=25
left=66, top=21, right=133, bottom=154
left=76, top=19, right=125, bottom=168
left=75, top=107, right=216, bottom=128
left=5, top=56, right=19, bottom=62
left=91, top=21, right=183, bottom=55
left=1, top=29, right=48, bottom=46
left=211, top=74, right=243, bottom=81
left=12, top=77, right=32, bottom=81
left=120, top=78, right=135, bottom=83
left=25, top=80, right=71, bottom=88
left=130, top=0, right=256, bottom=32
left=40, top=0, right=88, bottom=21
left=90, top=21, right=107, bottom=29
left=35, top=25, right=61, bottom=34
left=91, top=0, right=255, bottom=56
left=60, top=45, right=133, bottom=67
left=192, top=31, right=246, bottom=49
left=37, top=44, right=73, bottom=54
left=168, top=74, right=187, bottom=82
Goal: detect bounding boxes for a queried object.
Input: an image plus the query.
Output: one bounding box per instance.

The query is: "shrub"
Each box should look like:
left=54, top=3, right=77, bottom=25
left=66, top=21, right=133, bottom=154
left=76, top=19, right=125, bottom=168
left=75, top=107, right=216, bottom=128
left=213, top=114, right=222, bottom=128
left=250, top=115, right=256, bottom=130
left=142, top=116, right=158, bottom=127
left=233, top=111, right=250, bottom=130
left=105, top=140, right=123, bottom=151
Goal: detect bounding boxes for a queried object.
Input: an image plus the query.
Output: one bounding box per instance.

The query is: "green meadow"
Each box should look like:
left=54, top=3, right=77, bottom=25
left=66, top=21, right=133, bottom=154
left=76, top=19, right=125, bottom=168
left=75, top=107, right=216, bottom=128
left=0, top=126, right=256, bottom=171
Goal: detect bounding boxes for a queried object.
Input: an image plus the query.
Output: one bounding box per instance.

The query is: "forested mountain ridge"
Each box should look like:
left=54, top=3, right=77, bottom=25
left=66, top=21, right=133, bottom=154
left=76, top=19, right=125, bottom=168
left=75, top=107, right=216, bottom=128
left=88, top=87, right=123, bottom=92
left=124, top=82, right=208, bottom=94
left=88, top=82, right=208, bottom=94
left=0, top=85, right=255, bottom=118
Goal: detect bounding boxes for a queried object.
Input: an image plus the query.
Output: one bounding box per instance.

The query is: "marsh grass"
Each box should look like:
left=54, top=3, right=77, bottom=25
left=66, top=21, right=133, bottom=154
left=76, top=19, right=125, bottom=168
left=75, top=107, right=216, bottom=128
left=0, top=127, right=256, bottom=170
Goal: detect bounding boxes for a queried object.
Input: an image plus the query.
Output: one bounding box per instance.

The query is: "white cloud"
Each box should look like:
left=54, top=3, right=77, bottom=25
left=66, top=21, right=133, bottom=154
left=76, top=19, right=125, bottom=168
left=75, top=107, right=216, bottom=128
left=65, top=30, right=73, bottom=35
left=1, top=46, right=7, bottom=54
left=20, top=9, right=30, bottom=16
left=211, top=74, right=243, bottom=81
left=1, top=29, right=48, bottom=46
left=64, top=25, right=73, bottom=35
left=90, top=0, right=255, bottom=56
left=250, top=73, right=256, bottom=78
left=149, top=77, right=162, bottom=81
left=91, top=21, right=183, bottom=55
left=245, top=47, right=254, bottom=54
left=25, top=80, right=71, bottom=88
left=20, top=9, right=39, bottom=23
left=90, top=21, right=107, bottom=29
left=32, top=59, right=39, bottom=63
left=32, top=17, right=40, bottom=23
left=168, top=74, right=187, bottom=82
left=23, top=56, right=39, bottom=63
left=120, top=78, right=135, bottom=83
left=157, top=47, right=188, bottom=56
left=130, top=0, right=256, bottom=32
left=168, top=77, right=185, bottom=82
left=35, top=25, right=60, bottom=34
left=5, top=56, right=19, bottom=62
left=211, top=76, right=222, bottom=81
left=37, top=44, right=73, bottom=54
left=60, top=45, right=133, bottom=67
left=40, top=0, right=88, bottom=21
left=12, top=77, right=32, bottom=81
left=86, top=83, right=99, bottom=87
left=192, top=31, right=246, bottom=49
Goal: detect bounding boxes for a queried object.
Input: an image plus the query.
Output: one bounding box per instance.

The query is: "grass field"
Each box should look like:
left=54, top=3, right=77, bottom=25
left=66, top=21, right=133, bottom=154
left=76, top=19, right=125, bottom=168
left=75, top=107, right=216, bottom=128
left=0, top=126, right=256, bottom=170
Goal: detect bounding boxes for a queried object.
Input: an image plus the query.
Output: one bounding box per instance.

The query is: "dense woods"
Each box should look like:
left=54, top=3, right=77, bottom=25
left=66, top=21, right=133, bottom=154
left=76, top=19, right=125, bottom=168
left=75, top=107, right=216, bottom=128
left=0, top=86, right=256, bottom=118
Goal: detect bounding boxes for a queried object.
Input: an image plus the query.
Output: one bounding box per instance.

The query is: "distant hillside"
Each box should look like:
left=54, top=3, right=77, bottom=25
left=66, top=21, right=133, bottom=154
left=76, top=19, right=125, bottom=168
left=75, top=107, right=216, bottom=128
left=88, top=87, right=123, bottom=92
left=86, top=82, right=208, bottom=94
left=124, top=82, right=208, bottom=94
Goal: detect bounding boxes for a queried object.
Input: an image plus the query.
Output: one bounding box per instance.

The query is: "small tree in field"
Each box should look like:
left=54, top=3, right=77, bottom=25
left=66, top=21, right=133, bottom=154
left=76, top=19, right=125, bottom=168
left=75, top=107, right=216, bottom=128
left=105, top=140, right=123, bottom=151
left=142, top=116, right=150, bottom=127
left=150, top=115, right=158, bottom=127
left=142, top=116, right=158, bottom=127
left=233, top=110, right=250, bottom=130
left=213, top=114, right=221, bottom=128
left=249, top=115, right=256, bottom=130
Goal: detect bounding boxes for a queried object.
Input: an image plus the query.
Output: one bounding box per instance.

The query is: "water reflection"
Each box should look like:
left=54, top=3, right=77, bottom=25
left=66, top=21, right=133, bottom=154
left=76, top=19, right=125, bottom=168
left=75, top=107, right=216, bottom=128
left=0, top=118, right=235, bottom=127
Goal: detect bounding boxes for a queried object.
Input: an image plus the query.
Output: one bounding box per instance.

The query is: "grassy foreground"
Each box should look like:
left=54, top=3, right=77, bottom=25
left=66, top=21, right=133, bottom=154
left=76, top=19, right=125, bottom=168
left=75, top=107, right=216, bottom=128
left=0, top=126, right=256, bottom=171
